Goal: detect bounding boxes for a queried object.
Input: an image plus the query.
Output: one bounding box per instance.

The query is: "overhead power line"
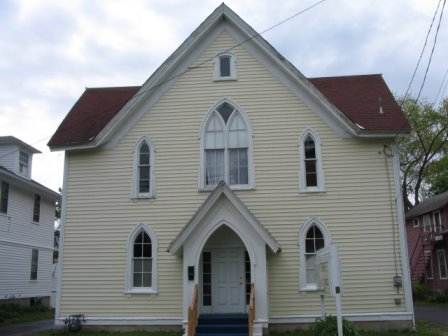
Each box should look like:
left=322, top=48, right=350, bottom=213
left=1, top=0, right=329, bottom=160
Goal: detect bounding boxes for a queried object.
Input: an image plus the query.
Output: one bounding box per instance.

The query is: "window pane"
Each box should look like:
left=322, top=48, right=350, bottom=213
left=135, top=232, right=143, bottom=244
left=306, top=172, right=317, bottom=187
left=305, top=239, right=315, bottom=253
left=143, top=259, right=152, bottom=272
left=229, top=149, right=248, bottom=185
left=206, top=150, right=224, bottom=185
left=217, top=102, right=234, bottom=123
left=205, top=114, right=224, bottom=149
left=304, top=136, right=316, bottom=158
left=33, top=194, right=41, bottom=222
left=143, top=273, right=152, bottom=287
left=134, top=259, right=142, bottom=273
left=30, top=249, right=38, bottom=280
left=143, top=243, right=152, bottom=258
left=438, top=251, right=447, bottom=278
left=139, top=144, right=150, bottom=164
left=306, top=255, right=317, bottom=283
left=315, top=238, right=325, bottom=250
left=1, top=182, right=9, bottom=213
left=133, top=273, right=142, bottom=287
left=229, top=114, right=248, bottom=148
left=220, top=56, right=231, bottom=77
left=134, top=244, right=142, bottom=258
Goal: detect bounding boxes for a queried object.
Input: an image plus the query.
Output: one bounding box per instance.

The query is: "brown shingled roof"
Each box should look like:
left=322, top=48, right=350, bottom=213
left=48, top=75, right=410, bottom=149
left=48, top=86, right=140, bottom=148
left=309, top=74, right=410, bottom=132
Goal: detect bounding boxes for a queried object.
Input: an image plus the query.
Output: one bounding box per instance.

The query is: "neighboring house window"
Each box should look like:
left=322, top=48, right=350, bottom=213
left=30, top=249, right=38, bottom=280
left=200, top=100, right=253, bottom=190
left=19, top=151, right=29, bottom=175
left=126, top=224, right=158, bottom=294
left=413, top=218, right=419, bottom=228
left=425, top=250, right=433, bottom=279
left=437, top=249, right=447, bottom=279
left=299, top=129, right=324, bottom=192
left=433, top=211, right=442, bottom=233
left=133, top=137, right=155, bottom=198
left=1, top=181, right=9, bottom=214
left=423, top=214, right=431, bottom=233
left=214, top=53, right=236, bottom=80
left=33, top=194, right=41, bottom=222
left=298, top=218, right=330, bottom=291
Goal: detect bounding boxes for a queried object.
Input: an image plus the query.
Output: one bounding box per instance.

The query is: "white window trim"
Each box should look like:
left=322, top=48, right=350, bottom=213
left=198, top=98, right=255, bottom=191
left=213, top=52, right=237, bottom=81
left=132, top=137, right=156, bottom=199
left=299, top=129, right=325, bottom=193
left=298, top=217, right=331, bottom=291
left=413, top=217, right=419, bottom=228
left=437, top=249, right=447, bottom=280
left=433, top=211, right=442, bottom=233
left=125, top=223, right=158, bottom=295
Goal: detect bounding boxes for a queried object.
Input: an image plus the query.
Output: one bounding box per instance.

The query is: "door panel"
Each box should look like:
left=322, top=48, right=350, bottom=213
left=212, top=248, right=244, bottom=313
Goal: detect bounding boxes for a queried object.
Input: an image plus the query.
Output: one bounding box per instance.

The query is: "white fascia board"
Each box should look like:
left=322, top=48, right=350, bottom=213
left=0, top=169, right=60, bottom=200
left=96, top=10, right=227, bottom=149
left=221, top=20, right=360, bottom=138
left=168, top=182, right=280, bottom=255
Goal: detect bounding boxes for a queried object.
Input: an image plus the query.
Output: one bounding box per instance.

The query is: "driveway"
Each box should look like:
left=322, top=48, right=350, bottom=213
left=414, top=303, right=448, bottom=326
left=0, top=320, right=54, bottom=336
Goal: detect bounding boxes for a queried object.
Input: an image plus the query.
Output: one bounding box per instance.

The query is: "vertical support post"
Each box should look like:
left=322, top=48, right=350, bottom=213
left=335, top=286, right=342, bottom=336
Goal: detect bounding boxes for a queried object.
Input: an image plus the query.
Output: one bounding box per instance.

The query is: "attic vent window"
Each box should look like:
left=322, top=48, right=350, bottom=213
left=214, top=53, right=236, bottom=80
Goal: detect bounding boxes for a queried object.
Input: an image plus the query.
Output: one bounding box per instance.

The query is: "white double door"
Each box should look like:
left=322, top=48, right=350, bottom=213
left=211, top=248, right=245, bottom=314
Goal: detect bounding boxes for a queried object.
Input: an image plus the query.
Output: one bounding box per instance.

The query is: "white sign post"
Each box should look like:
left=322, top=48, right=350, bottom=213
left=316, top=244, right=343, bottom=336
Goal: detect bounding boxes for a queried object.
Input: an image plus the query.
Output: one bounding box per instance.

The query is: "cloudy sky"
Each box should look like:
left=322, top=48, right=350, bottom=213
left=1, top=0, right=447, bottom=192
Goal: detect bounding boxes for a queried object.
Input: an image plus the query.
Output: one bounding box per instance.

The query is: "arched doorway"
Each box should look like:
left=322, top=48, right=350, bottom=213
left=199, top=226, right=250, bottom=314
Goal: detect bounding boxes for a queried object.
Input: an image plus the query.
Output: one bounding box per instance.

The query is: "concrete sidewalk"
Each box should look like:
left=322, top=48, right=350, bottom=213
left=0, top=319, right=54, bottom=336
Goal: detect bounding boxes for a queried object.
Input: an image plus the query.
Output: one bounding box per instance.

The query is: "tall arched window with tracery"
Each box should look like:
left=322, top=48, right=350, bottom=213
left=201, top=100, right=254, bottom=189
left=299, top=129, right=324, bottom=192
left=298, top=218, right=331, bottom=291
left=125, top=224, right=158, bottom=294
left=133, top=137, right=155, bottom=198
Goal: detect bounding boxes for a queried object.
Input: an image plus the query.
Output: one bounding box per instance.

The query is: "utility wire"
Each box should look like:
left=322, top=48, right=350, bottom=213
left=394, top=0, right=446, bottom=142
left=0, top=0, right=329, bottom=161
left=413, top=0, right=446, bottom=106
left=402, top=0, right=442, bottom=102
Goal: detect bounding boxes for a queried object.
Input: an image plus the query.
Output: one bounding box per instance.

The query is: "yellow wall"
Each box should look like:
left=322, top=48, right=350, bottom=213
left=60, top=31, right=405, bottom=318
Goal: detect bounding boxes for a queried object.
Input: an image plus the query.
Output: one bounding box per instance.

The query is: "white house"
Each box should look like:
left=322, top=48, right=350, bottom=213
left=49, top=4, right=414, bottom=333
left=0, top=136, right=61, bottom=306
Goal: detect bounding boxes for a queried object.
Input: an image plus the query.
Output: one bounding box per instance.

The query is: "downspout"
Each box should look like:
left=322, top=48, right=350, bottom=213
left=392, top=143, right=415, bottom=330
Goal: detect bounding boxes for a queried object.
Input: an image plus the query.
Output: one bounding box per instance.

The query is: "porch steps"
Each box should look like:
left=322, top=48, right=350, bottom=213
left=195, top=314, right=248, bottom=336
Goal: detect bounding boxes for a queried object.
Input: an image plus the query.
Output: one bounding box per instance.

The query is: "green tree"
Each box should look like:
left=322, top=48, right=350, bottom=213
left=397, top=97, right=448, bottom=211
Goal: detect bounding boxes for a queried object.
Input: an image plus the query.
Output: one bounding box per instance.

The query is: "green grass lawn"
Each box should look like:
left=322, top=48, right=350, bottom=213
left=0, top=303, right=55, bottom=327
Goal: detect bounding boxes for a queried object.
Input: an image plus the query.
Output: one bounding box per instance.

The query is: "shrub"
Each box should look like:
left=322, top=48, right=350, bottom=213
left=412, top=284, right=432, bottom=301
left=312, top=315, right=360, bottom=336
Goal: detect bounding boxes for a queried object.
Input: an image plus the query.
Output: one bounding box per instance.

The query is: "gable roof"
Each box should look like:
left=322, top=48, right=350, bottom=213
left=405, top=191, right=448, bottom=220
left=49, top=87, right=140, bottom=149
left=48, top=4, right=410, bottom=151
left=167, top=181, right=281, bottom=255
left=0, top=165, right=60, bottom=200
left=309, top=75, right=409, bottom=132
left=0, top=136, right=41, bottom=154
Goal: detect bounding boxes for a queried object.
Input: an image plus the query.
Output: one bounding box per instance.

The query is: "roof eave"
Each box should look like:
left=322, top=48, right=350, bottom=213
left=0, top=168, right=61, bottom=200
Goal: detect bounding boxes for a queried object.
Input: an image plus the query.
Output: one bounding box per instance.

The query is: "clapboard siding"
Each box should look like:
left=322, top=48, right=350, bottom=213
left=0, top=170, right=56, bottom=302
left=60, top=31, right=406, bottom=318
